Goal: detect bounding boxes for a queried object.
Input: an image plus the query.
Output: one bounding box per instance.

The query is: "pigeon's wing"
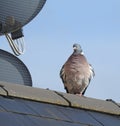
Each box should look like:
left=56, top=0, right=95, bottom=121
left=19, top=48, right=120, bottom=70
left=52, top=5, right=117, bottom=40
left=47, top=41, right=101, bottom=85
left=82, top=64, right=95, bottom=95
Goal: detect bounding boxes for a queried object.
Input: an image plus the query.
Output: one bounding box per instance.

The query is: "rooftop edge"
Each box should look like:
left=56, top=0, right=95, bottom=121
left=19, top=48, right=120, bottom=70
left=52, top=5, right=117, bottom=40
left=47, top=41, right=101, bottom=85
left=0, top=81, right=120, bottom=115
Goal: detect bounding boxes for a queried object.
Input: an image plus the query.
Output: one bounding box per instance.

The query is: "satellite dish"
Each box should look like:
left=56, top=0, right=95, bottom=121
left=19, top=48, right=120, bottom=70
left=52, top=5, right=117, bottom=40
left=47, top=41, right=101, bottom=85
left=0, top=49, right=32, bottom=86
left=0, top=0, right=47, bottom=55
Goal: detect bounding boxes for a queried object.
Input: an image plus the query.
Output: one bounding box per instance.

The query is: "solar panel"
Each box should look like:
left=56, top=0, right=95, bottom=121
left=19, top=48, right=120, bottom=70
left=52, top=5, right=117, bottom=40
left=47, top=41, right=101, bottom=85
left=0, top=49, right=32, bottom=86
left=0, top=96, right=120, bottom=126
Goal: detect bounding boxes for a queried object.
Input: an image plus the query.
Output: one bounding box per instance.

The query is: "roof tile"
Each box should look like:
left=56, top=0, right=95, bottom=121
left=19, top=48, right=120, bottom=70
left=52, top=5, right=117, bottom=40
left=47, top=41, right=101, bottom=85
left=0, top=85, right=7, bottom=96
left=0, top=81, right=69, bottom=106
left=57, top=92, right=120, bottom=115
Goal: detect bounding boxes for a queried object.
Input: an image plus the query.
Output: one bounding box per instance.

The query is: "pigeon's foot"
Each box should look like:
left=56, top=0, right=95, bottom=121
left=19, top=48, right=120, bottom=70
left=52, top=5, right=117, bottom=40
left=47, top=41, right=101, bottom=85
left=75, top=93, right=86, bottom=98
left=75, top=93, right=82, bottom=97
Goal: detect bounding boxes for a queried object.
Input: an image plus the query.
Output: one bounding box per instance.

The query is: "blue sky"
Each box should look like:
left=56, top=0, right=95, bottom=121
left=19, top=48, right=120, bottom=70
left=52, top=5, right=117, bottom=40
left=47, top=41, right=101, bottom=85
left=0, top=0, right=120, bottom=102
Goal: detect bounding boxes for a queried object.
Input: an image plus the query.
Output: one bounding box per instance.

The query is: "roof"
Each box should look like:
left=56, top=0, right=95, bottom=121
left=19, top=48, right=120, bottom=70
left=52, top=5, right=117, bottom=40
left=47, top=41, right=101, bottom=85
left=0, top=81, right=120, bottom=126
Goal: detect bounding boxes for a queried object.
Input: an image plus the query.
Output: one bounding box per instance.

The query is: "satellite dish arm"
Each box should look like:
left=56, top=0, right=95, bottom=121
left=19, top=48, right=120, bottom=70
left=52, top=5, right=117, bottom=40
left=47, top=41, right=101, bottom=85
left=5, top=32, right=25, bottom=56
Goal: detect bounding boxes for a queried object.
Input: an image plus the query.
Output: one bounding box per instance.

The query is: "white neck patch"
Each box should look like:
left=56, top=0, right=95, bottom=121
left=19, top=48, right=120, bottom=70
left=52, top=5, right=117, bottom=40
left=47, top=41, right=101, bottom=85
left=81, top=51, right=84, bottom=55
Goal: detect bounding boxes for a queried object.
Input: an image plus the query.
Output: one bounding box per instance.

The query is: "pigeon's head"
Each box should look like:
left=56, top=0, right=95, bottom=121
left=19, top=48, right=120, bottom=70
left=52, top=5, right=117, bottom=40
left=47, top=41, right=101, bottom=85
left=73, top=43, right=83, bottom=54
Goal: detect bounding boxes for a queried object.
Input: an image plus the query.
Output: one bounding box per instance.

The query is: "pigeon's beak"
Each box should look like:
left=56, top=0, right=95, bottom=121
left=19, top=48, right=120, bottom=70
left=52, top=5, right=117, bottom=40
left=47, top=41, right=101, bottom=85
left=73, top=46, right=77, bottom=50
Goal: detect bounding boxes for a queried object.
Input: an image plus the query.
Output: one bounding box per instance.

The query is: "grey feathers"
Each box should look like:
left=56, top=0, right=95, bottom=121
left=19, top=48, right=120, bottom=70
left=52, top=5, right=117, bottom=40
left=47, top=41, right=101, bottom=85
left=60, top=43, right=95, bottom=95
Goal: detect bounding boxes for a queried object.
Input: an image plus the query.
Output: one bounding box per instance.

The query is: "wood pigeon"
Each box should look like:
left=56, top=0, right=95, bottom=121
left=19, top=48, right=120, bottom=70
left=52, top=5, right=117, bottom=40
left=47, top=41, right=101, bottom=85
left=60, top=43, right=95, bottom=96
